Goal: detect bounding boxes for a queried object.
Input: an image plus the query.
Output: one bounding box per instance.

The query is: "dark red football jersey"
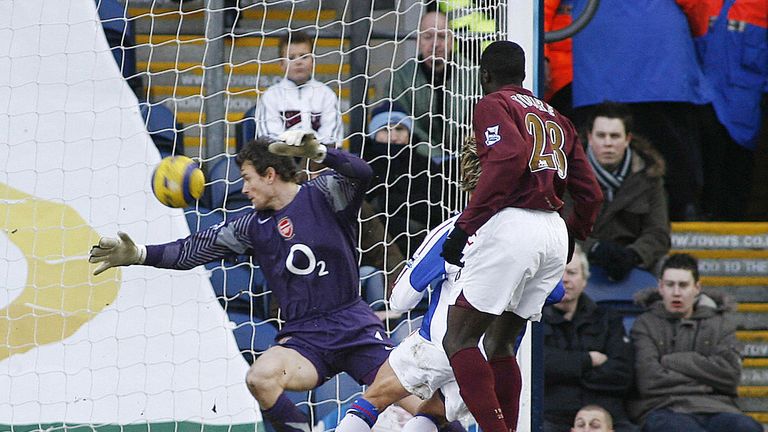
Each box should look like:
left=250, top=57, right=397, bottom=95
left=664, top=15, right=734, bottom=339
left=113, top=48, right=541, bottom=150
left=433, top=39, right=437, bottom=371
left=456, top=84, right=603, bottom=240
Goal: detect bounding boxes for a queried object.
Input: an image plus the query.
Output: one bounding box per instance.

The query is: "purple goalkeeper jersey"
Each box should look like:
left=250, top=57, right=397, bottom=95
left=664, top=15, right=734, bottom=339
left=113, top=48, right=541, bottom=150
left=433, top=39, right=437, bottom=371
left=143, top=148, right=378, bottom=329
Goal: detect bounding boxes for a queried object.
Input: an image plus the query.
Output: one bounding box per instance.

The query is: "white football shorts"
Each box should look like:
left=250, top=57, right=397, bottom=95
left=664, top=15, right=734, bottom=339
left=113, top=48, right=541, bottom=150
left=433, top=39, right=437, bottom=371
left=388, top=332, right=471, bottom=424
left=453, top=207, right=568, bottom=319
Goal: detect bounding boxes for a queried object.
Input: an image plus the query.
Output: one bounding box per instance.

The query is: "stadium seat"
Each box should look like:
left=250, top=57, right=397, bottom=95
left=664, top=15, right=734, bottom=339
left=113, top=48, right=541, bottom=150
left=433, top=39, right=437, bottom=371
left=586, top=266, right=656, bottom=303
left=586, top=265, right=657, bottom=325
left=139, top=101, right=182, bottom=158
left=96, top=0, right=136, bottom=79
left=235, top=105, right=257, bottom=153
left=184, top=206, right=271, bottom=322
left=360, top=265, right=386, bottom=311
left=226, top=309, right=278, bottom=364
left=313, top=373, right=364, bottom=425
left=207, top=155, right=253, bottom=213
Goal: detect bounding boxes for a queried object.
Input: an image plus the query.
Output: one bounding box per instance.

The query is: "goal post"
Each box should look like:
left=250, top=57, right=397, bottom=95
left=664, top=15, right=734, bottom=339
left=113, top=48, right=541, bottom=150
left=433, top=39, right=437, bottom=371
left=0, top=1, right=546, bottom=431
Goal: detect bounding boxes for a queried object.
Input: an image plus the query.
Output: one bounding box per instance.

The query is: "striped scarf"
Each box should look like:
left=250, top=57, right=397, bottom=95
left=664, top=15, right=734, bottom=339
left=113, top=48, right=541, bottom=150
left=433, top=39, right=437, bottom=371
left=588, top=146, right=633, bottom=201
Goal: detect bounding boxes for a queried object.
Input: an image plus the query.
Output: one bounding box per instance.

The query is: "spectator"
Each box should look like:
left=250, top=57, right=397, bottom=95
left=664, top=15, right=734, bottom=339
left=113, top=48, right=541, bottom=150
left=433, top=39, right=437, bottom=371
left=692, top=0, right=766, bottom=220
left=389, top=10, right=476, bottom=161
left=570, top=0, right=712, bottom=220
left=630, top=253, right=762, bottom=432
left=253, top=30, right=343, bottom=145
left=580, top=102, right=671, bottom=282
left=363, top=101, right=439, bottom=256
left=543, top=0, right=576, bottom=120
left=572, top=405, right=615, bottom=432
left=542, top=244, right=637, bottom=432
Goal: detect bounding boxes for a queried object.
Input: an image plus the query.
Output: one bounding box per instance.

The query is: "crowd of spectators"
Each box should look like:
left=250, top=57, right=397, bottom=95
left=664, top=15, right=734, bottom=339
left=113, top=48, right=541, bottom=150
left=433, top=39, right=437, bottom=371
left=541, top=247, right=760, bottom=432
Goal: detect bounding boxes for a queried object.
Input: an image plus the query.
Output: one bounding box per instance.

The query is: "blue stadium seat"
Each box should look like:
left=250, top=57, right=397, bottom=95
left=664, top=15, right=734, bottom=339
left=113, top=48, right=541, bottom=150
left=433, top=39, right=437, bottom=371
left=236, top=105, right=258, bottom=153
left=183, top=207, right=271, bottom=326
left=313, top=373, right=364, bottom=425
left=622, top=315, right=637, bottom=334
left=96, top=0, right=136, bottom=79
left=207, top=155, right=253, bottom=213
left=227, top=309, right=278, bottom=364
left=586, top=265, right=656, bottom=305
left=587, top=265, right=656, bottom=328
left=139, top=101, right=182, bottom=158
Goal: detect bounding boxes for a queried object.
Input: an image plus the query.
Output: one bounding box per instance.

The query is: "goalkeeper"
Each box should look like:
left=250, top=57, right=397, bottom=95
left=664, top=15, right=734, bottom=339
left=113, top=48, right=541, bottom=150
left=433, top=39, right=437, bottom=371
left=89, top=131, right=399, bottom=432
left=335, top=138, right=565, bottom=432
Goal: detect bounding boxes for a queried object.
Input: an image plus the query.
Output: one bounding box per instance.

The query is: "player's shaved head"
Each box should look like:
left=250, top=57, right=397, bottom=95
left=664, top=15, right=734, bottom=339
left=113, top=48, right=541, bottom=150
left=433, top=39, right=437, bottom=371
left=237, top=138, right=298, bottom=182
left=480, top=41, right=525, bottom=93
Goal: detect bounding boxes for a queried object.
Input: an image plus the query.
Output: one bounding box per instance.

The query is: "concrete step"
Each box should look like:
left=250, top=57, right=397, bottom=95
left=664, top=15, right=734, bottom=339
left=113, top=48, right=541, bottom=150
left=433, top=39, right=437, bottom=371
left=149, top=84, right=370, bottom=100
left=740, top=331, right=768, bottom=342
left=129, top=5, right=339, bottom=35
left=740, top=386, right=768, bottom=398
left=136, top=60, right=350, bottom=95
left=137, top=60, right=350, bottom=78
left=134, top=36, right=346, bottom=72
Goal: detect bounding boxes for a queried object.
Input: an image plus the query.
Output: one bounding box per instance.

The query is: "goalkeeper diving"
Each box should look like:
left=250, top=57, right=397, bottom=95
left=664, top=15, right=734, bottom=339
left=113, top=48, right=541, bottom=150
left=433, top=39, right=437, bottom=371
left=335, top=137, right=565, bottom=432
left=89, top=131, right=419, bottom=432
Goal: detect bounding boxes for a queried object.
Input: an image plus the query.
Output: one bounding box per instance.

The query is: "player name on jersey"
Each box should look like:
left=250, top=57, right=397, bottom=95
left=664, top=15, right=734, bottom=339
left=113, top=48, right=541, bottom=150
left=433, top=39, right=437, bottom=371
left=509, top=93, right=555, bottom=116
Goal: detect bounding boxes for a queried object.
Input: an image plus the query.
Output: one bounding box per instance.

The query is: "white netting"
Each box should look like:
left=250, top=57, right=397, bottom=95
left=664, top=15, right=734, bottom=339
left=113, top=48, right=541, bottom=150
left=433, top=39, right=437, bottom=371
left=1, top=0, right=510, bottom=430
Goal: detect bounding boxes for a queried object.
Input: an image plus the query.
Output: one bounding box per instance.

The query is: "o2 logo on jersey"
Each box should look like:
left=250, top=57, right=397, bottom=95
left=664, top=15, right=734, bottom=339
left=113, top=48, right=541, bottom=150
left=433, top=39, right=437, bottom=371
left=485, top=125, right=501, bottom=146
left=277, top=217, right=294, bottom=239
left=286, top=244, right=329, bottom=277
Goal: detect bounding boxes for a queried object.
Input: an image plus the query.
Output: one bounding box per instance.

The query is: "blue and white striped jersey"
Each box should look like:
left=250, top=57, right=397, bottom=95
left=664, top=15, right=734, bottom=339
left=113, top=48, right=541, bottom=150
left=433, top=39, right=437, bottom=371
left=389, top=214, right=566, bottom=344
left=389, top=215, right=460, bottom=344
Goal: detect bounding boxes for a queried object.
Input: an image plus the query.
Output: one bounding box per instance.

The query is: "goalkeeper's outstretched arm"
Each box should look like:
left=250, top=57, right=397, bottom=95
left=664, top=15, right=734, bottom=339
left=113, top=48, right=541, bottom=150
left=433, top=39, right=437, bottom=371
left=89, top=213, right=255, bottom=275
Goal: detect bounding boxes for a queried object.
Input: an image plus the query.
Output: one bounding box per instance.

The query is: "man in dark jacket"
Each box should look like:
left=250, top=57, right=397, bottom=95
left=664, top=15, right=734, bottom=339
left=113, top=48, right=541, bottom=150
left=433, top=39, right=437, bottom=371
left=630, top=253, right=762, bottom=432
left=543, top=244, right=638, bottom=432
left=581, top=102, right=670, bottom=281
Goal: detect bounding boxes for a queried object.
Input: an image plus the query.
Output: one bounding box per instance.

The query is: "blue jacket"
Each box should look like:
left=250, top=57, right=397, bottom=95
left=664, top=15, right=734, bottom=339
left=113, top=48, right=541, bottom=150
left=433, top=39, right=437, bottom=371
left=696, top=0, right=767, bottom=149
left=572, top=0, right=712, bottom=107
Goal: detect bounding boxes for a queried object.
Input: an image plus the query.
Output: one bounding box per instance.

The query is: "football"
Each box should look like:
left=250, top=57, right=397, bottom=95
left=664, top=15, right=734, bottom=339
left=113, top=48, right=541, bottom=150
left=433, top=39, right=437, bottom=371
left=151, top=156, right=205, bottom=208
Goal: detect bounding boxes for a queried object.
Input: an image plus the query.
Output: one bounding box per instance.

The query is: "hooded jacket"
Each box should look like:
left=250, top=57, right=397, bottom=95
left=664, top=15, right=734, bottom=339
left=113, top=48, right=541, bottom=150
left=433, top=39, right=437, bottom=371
left=629, top=289, right=743, bottom=423
left=580, top=136, right=671, bottom=270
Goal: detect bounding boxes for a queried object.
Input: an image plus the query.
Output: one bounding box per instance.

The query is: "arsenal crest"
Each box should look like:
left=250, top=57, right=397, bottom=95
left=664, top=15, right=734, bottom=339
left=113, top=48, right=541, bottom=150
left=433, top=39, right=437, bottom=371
left=277, top=217, right=295, bottom=239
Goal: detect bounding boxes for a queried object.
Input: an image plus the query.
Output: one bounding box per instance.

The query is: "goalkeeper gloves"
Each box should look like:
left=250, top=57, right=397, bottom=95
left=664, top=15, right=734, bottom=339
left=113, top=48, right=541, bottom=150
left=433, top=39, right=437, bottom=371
left=89, top=231, right=147, bottom=276
left=269, top=130, right=328, bottom=162
left=441, top=226, right=469, bottom=267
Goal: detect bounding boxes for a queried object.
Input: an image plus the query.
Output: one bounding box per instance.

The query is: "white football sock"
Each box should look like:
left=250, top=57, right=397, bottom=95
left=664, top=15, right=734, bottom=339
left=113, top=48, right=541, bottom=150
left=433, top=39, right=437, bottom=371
left=401, top=415, right=439, bottom=432
left=336, top=412, right=373, bottom=432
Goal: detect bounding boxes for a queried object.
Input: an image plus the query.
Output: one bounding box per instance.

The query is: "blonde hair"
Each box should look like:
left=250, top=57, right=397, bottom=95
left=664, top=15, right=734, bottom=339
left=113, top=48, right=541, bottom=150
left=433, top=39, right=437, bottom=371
left=572, top=243, right=590, bottom=280
left=461, top=135, right=481, bottom=192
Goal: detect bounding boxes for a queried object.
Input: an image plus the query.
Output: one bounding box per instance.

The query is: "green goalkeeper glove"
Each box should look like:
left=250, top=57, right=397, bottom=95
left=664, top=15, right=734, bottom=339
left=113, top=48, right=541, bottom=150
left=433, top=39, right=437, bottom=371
left=269, top=130, right=328, bottom=162
left=89, top=231, right=147, bottom=276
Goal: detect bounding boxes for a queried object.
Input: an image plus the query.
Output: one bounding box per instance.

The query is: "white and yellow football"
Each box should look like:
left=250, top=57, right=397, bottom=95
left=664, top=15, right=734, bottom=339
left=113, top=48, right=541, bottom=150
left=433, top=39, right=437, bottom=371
left=151, top=155, right=205, bottom=208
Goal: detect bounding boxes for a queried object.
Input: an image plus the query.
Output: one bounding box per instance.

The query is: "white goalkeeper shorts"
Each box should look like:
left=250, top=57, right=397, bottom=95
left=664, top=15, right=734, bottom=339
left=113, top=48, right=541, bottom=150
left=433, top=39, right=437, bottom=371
left=388, top=332, right=471, bottom=424
left=453, top=207, right=567, bottom=320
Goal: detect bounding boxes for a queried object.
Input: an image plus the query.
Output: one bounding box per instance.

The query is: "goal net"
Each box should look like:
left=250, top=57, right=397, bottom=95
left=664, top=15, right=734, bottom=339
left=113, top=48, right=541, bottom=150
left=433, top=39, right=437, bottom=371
left=0, top=0, right=537, bottom=431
